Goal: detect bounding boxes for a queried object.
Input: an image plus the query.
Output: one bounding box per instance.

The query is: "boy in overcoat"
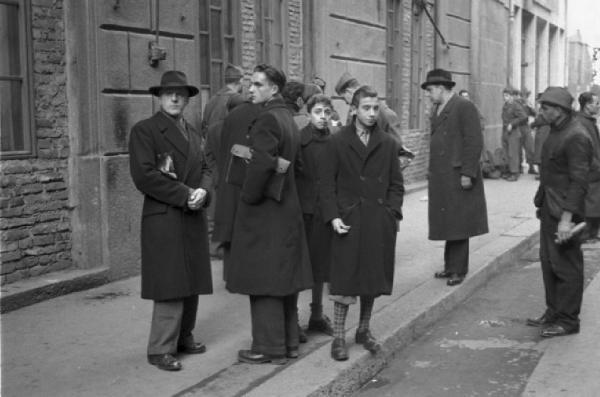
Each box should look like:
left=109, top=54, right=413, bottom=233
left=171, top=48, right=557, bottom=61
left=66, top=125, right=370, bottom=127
left=226, top=64, right=313, bottom=364
left=296, top=94, right=336, bottom=336
left=129, top=71, right=213, bottom=371
left=421, top=69, right=489, bottom=287
left=319, top=86, right=404, bottom=361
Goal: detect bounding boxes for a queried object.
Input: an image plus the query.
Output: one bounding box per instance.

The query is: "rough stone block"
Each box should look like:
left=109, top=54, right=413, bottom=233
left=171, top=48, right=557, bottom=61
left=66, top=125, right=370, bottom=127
left=98, top=30, right=130, bottom=90
left=173, top=38, right=198, bottom=84
left=329, top=0, right=386, bottom=26
left=155, top=0, right=197, bottom=35
left=96, top=0, right=150, bottom=29
left=129, top=33, right=174, bottom=91
left=99, top=94, right=153, bottom=154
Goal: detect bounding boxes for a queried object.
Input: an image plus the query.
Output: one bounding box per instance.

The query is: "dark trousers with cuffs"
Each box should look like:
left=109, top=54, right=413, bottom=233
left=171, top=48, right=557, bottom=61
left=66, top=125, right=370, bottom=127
left=147, top=295, right=198, bottom=355
left=250, top=294, right=299, bottom=356
left=539, top=217, right=583, bottom=330
left=444, top=239, right=469, bottom=276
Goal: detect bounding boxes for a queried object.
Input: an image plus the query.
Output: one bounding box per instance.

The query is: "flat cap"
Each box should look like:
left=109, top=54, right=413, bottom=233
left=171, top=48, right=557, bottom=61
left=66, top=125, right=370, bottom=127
left=538, top=86, right=573, bottom=111
left=334, top=72, right=358, bottom=95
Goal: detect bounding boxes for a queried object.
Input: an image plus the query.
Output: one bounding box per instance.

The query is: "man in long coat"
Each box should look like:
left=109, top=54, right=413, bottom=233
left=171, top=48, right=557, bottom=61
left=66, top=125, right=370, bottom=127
left=129, top=71, right=213, bottom=371
left=576, top=92, right=600, bottom=240
left=528, top=87, right=593, bottom=338
left=226, top=64, right=313, bottom=364
left=421, top=69, right=489, bottom=287
left=501, top=87, right=529, bottom=181
left=319, top=86, right=404, bottom=361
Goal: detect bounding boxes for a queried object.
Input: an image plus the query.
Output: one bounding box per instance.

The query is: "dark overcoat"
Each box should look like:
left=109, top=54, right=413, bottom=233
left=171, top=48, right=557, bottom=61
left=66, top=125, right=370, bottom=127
left=428, top=94, right=489, bottom=241
left=129, top=111, right=213, bottom=301
left=296, top=123, right=332, bottom=282
left=576, top=112, right=600, bottom=217
left=225, top=96, right=313, bottom=296
left=212, top=103, right=260, bottom=244
left=319, top=124, right=404, bottom=296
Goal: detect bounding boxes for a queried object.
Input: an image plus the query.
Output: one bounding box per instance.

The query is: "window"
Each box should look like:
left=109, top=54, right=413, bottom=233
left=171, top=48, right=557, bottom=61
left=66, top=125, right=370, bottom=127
left=255, top=0, right=286, bottom=69
left=199, top=0, right=240, bottom=96
left=0, top=0, right=34, bottom=159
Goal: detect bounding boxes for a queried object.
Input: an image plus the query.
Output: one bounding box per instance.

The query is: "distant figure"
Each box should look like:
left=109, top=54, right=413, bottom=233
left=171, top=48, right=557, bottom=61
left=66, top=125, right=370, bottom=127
left=516, top=88, right=538, bottom=175
left=319, top=85, right=404, bottom=361
left=528, top=87, right=592, bottom=338
left=129, top=71, right=213, bottom=371
left=422, top=69, right=489, bottom=287
left=501, top=87, right=528, bottom=181
left=575, top=91, right=600, bottom=241
left=201, top=64, right=245, bottom=134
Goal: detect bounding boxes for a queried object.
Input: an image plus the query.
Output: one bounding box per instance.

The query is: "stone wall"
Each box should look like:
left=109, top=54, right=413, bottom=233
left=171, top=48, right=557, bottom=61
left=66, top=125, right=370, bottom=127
left=0, top=0, right=72, bottom=285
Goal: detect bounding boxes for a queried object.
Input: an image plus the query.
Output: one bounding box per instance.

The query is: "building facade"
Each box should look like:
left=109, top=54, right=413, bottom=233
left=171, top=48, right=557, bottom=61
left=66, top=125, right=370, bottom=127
left=0, top=0, right=570, bottom=294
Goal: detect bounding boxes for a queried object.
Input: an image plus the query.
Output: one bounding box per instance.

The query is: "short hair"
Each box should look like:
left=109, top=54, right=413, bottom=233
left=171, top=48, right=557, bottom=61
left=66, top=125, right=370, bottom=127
left=306, top=94, right=333, bottom=113
left=281, top=81, right=305, bottom=104
left=579, top=91, right=597, bottom=111
left=254, top=63, right=287, bottom=94
left=351, top=85, right=378, bottom=108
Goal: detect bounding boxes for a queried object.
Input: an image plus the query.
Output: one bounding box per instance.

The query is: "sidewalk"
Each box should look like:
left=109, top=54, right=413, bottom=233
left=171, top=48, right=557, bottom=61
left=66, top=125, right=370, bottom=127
left=1, top=176, right=540, bottom=397
left=522, top=248, right=600, bottom=397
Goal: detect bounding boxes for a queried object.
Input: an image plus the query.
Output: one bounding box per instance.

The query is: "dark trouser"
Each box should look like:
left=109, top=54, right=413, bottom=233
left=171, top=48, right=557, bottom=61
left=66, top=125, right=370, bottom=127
left=502, top=128, right=521, bottom=174
left=250, top=294, right=299, bottom=356
left=444, top=239, right=469, bottom=276
left=539, top=216, right=584, bottom=330
left=519, top=127, right=535, bottom=166
left=147, top=295, right=198, bottom=355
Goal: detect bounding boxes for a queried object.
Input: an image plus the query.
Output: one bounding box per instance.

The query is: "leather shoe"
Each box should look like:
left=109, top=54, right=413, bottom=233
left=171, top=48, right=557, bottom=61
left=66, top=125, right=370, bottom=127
left=147, top=354, right=182, bottom=371
left=540, top=324, right=579, bottom=338
left=526, top=313, right=554, bottom=327
left=307, top=315, right=334, bottom=336
left=446, top=274, right=465, bottom=286
left=286, top=347, right=299, bottom=359
left=434, top=270, right=452, bottom=278
left=237, top=350, right=287, bottom=365
left=355, top=329, right=381, bottom=354
left=177, top=342, right=206, bottom=354
left=331, top=338, right=348, bottom=361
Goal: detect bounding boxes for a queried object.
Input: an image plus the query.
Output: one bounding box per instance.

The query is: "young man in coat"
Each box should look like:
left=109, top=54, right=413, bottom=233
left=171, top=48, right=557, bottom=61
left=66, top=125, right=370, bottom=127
left=501, top=87, right=529, bottom=181
left=575, top=92, right=600, bottom=241
left=129, top=71, right=213, bottom=371
left=421, top=69, right=489, bottom=287
left=225, top=64, right=313, bottom=364
left=319, top=85, right=404, bottom=361
left=528, top=87, right=593, bottom=337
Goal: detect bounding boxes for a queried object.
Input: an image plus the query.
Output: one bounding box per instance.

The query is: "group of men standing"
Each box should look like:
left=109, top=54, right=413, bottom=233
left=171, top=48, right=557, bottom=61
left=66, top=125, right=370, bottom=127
left=127, top=62, right=599, bottom=373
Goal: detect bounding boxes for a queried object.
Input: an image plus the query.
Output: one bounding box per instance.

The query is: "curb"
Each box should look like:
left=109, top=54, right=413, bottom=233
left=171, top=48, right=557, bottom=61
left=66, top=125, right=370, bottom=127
left=244, top=227, right=540, bottom=397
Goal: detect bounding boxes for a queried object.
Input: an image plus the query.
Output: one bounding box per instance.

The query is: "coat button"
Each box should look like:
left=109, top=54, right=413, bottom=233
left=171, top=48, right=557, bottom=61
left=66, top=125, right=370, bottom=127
left=377, top=198, right=384, bottom=204
left=360, top=176, right=365, bottom=181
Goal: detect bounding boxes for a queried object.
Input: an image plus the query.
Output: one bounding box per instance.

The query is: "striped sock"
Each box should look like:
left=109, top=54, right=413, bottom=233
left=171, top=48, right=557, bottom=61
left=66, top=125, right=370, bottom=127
left=358, top=296, right=374, bottom=331
left=333, top=302, right=348, bottom=339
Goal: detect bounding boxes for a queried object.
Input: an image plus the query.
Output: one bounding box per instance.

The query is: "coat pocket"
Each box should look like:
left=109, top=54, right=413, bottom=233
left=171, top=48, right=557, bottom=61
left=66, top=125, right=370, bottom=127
left=142, top=199, right=169, bottom=218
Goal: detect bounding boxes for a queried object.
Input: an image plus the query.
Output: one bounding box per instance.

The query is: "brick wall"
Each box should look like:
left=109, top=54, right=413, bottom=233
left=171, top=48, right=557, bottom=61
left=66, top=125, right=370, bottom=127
left=0, top=0, right=72, bottom=285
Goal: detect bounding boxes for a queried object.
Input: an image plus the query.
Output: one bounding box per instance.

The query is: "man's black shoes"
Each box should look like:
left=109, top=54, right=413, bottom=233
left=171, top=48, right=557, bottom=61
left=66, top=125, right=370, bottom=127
left=446, top=274, right=465, bottom=286
left=540, top=324, right=579, bottom=338
left=177, top=342, right=207, bottom=354
left=434, top=270, right=452, bottom=278
left=237, top=349, right=287, bottom=365
left=331, top=337, right=348, bottom=361
left=526, top=314, right=553, bottom=327
left=148, top=354, right=182, bottom=371
left=355, top=329, right=381, bottom=354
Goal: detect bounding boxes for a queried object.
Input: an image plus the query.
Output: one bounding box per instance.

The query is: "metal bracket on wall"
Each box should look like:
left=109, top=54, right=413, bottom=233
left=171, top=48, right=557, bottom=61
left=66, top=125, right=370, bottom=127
left=148, top=0, right=166, bottom=67
left=413, top=0, right=450, bottom=51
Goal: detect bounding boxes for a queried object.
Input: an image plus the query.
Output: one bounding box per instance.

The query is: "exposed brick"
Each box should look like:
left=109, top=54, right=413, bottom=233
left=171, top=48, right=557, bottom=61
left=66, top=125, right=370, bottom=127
left=1, top=229, right=29, bottom=241
left=0, top=261, right=17, bottom=275
left=43, top=181, right=67, bottom=192
left=0, top=207, right=25, bottom=218
left=0, top=241, right=19, bottom=253
left=1, top=250, right=22, bottom=262
left=0, top=217, right=37, bottom=230
left=18, top=256, right=39, bottom=269
left=38, top=173, right=64, bottom=182
left=32, top=235, right=54, bottom=246
left=20, top=184, right=44, bottom=195
left=19, top=237, right=33, bottom=249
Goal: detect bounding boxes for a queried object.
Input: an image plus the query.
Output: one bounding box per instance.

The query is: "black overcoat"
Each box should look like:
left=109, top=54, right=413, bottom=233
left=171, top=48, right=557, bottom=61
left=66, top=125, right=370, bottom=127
left=296, top=123, right=332, bottom=282
left=576, top=112, right=600, bottom=217
left=319, top=124, right=404, bottom=296
left=428, top=94, right=489, bottom=241
left=225, top=97, right=313, bottom=296
left=129, top=111, right=213, bottom=301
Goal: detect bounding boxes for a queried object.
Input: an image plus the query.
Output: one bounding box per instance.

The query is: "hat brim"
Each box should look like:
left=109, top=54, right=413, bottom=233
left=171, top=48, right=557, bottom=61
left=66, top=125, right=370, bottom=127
left=420, top=81, right=456, bottom=90
left=149, top=85, right=199, bottom=97
left=539, top=100, right=571, bottom=111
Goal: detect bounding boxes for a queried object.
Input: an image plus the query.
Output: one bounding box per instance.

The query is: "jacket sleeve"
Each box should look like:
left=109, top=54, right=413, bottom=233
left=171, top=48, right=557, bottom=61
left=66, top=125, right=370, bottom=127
left=459, top=101, right=484, bottom=179
left=240, top=112, right=279, bottom=204
left=507, top=103, right=528, bottom=128
left=318, top=138, right=340, bottom=223
left=379, top=103, right=404, bottom=147
left=128, top=123, right=190, bottom=208
left=386, top=141, right=405, bottom=220
left=563, top=130, right=593, bottom=214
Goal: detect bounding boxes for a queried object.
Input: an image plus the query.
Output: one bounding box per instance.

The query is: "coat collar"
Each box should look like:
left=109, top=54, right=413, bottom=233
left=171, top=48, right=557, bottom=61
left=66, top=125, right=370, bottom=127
left=431, top=93, right=459, bottom=132
left=340, top=122, right=384, bottom=161
left=153, top=111, right=190, bottom=157
left=300, top=123, right=330, bottom=146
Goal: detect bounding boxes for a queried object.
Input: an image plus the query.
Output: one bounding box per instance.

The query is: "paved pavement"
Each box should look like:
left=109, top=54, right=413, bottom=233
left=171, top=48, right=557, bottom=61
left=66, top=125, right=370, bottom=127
left=1, top=175, right=542, bottom=397
left=522, top=246, right=600, bottom=397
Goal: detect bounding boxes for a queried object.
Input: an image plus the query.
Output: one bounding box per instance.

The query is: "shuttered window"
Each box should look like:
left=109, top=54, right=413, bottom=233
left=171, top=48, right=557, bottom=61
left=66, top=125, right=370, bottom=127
left=255, top=0, right=287, bottom=70
left=0, top=0, right=35, bottom=159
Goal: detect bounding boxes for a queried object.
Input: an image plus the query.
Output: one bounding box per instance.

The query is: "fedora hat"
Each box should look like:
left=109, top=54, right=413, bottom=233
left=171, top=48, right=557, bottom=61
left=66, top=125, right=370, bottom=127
left=421, top=69, right=456, bottom=89
left=149, top=70, right=199, bottom=97
left=538, top=86, right=573, bottom=111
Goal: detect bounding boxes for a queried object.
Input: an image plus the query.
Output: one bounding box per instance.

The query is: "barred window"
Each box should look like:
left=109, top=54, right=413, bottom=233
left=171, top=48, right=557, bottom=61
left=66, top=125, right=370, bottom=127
left=255, top=0, right=287, bottom=70
left=0, top=0, right=35, bottom=159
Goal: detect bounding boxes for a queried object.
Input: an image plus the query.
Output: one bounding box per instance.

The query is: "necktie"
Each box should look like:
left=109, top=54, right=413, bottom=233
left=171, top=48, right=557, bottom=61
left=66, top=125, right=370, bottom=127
left=359, top=130, right=369, bottom=146
left=178, top=118, right=189, bottom=141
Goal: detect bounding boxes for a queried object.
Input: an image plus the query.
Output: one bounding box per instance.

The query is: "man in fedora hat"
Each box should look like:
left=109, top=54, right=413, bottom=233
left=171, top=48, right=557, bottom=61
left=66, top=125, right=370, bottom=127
left=334, top=71, right=414, bottom=167
left=527, top=87, right=593, bottom=338
left=421, top=68, right=489, bottom=287
left=129, top=70, right=213, bottom=371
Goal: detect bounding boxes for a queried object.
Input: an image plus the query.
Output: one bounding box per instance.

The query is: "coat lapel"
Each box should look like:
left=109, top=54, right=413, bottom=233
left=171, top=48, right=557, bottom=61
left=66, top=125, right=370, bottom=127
left=155, top=112, right=189, bottom=157
left=180, top=123, right=203, bottom=182
left=365, top=126, right=383, bottom=159
left=342, top=125, right=368, bottom=161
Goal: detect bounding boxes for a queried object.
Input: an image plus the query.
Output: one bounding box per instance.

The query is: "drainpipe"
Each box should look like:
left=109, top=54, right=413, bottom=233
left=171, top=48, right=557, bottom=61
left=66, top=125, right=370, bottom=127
left=507, top=0, right=514, bottom=87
